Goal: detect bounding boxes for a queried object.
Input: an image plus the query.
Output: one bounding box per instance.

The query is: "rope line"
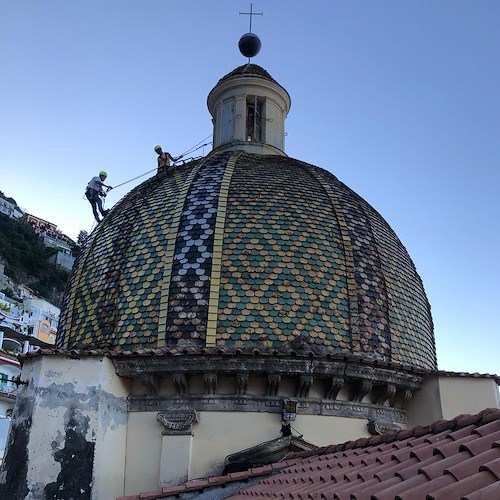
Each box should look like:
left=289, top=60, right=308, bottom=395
left=86, top=134, right=213, bottom=232
left=179, top=133, right=213, bottom=157
left=112, top=167, right=157, bottom=190
left=111, top=134, right=214, bottom=190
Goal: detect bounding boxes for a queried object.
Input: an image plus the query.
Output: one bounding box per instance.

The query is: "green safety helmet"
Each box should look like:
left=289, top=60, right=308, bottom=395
left=99, top=171, right=107, bottom=177
left=154, top=145, right=162, bottom=151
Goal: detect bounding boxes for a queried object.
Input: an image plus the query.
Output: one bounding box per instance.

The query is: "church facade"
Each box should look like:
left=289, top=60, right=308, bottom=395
left=0, top=57, right=498, bottom=500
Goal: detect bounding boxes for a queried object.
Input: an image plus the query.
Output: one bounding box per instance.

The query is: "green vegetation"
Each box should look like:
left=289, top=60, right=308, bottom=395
left=0, top=213, right=70, bottom=305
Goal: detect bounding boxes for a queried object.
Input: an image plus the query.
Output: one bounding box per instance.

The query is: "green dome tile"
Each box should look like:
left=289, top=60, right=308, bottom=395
left=58, top=152, right=435, bottom=370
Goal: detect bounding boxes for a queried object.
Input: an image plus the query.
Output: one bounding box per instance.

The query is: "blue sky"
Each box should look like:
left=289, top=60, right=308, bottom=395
left=1, top=1, right=499, bottom=375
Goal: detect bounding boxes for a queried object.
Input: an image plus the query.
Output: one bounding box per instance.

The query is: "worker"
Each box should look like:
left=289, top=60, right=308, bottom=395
left=86, top=171, right=113, bottom=223
left=154, top=145, right=180, bottom=174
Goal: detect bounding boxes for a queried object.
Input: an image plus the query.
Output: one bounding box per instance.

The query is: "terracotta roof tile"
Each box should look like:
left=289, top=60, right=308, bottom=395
left=228, top=408, right=500, bottom=499
left=472, top=418, right=500, bottom=437
left=426, top=469, right=497, bottom=499
left=462, top=480, right=500, bottom=499
left=448, top=448, right=500, bottom=479
left=126, top=409, right=500, bottom=500
left=139, top=491, right=161, bottom=500
left=482, top=457, right=500, bottom=479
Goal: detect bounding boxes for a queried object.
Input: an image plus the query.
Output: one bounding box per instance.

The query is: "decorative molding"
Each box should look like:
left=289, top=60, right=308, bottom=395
left=157, top=410, right=199, bottom=435
left=132, top=396, right=407, bottom=425
left=296, top=374, right=313, bottom=398
left=266, top=374, right=280, bottom=397
left=324, top=377, right=343, bottom=401
left=139, top=374, right=160, bottom=396
left=367, top=419, right=401, bottom=436
left=115, top=355, right=423, bottom=423
left=203, top=372, right=217, bottom=395
left=372, top=383, right=397, bottom=406
left=236, top=373, right=249, bottom=396
left=114, top=356, right=422, bottom=389
left=350, top=379, right=372, bottom=402
left=172, top=373, right=189, bottom=396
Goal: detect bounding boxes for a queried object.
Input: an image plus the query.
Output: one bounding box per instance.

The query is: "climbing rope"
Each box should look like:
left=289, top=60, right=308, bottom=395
left=85, top=134, right=213, bottom=232
left=111, top=168, right=157, bottom=190
left=110, top=133, right=214, bottom=190
left=178, top=133, right=213, bottom=157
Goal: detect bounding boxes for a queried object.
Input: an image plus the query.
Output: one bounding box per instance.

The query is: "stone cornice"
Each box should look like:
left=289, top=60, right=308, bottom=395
left=20, top=347, right=500, bottom=385
left=113, top=354, right=422, bottom=389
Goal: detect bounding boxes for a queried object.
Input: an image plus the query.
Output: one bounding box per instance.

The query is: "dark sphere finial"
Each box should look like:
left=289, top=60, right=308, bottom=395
left=239, top=32, right=261, bottom=59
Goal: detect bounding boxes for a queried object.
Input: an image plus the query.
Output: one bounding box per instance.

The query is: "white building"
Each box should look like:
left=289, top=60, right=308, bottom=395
left=0, top=197, right=23, bottom=220
left=21, top=297, right=59, bottom=345
left=0, top=325, right=53, bottom=463
left=43, top=233, right=76, bottom=271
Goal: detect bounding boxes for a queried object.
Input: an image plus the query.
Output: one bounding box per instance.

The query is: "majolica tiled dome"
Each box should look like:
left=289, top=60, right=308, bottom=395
left=58, top=151, right=436, bottom=370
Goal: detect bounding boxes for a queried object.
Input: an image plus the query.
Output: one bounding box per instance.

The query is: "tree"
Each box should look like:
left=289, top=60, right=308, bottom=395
left=77, top=230, right=89, bottom=248
left=73, top=230, right=89, bottom=258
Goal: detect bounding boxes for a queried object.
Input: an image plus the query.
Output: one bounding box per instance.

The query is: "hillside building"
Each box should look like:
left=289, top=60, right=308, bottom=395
left=25, top=214, right=62, bottom=238
left=0, top=197, right=23, bottom=220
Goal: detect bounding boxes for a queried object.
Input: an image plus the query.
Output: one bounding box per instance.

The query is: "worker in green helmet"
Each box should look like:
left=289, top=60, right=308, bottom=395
left=85, top=171, right=113, bottom=223
left=154, top=145, right=180, bottom=174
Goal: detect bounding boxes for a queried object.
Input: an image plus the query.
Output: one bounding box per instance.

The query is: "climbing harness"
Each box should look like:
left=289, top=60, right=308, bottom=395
left=85, top=134, right=213, bottom=232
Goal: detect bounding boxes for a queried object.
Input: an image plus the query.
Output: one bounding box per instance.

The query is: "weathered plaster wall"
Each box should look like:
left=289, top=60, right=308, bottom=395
left=124, top=409, right=373, bottom=496
left=0, top=355, right=130, bottom=500
left=124, top=412, right=163, bottom=495
left=9, top=357, right=496, bottom=498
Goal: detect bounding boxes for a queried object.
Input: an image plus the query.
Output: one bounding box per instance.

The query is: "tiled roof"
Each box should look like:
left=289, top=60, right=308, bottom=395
left=218, top=64, right=278, bottom=84
left=116, top=465, right=279, bottom=500
left=117, top=408, right=500, bottom=500
left=56, top=152, right=436, bottom=370
left=234, top=408, right=500, bottom=499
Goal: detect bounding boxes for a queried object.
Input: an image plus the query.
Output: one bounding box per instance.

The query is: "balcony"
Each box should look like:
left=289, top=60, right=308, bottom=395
left=0, top=338, right=23, bottom=356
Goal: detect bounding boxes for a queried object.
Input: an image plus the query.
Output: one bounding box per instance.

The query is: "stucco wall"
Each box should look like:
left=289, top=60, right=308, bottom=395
left=124, top=409, right=372, bottom=496
left=6, top=354, right=498, bottom=498
left=438, top=377, right=500, bottom=420
left=0, top=356, right=131, bottom=500
left=405, top=375, right=500, bottom=427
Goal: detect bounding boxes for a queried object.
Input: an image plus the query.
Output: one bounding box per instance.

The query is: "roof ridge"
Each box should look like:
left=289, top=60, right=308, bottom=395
left=115, top=464, right=280, bottom=500
left=436, top=369, right=500, bottom=384
left=285, top=408, right=500, bottom=461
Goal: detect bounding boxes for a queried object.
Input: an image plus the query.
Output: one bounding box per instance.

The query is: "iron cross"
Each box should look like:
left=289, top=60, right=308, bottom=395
left=239, top=3, right=263, bottom=33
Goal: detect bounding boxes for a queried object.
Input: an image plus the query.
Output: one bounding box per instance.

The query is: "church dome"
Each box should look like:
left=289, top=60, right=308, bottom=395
left=58, top=150, right=436, bottom=370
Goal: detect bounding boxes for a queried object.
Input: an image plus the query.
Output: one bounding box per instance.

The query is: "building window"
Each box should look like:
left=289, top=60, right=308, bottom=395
left=221, top=100, right=235, bottom=144
left=0, top=373, right=8, bottom=391
left=246, top=96, right=263, bottom=142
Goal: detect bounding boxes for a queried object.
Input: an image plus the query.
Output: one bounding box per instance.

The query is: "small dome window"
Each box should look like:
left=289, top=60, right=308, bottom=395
left=246, top=96, right=263, bottom=142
